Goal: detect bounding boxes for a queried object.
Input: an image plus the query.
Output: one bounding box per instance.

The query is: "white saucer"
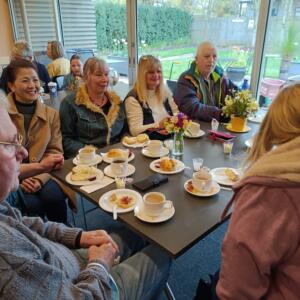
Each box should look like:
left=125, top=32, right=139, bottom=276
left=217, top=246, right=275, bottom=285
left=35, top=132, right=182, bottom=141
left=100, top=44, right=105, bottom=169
left=101, top=150, right=135, bottom=163
left=150, top=158, right=185, bottom=174
left=142, top=147, right=169, bottom=158
left=134, top=204, right=175, bottom=223
left=184, top=179, right=220, bottom=197
left=73, top=154, right=102, bottom=166
left=248, top=114, right=265, bottom=124
left=99, top=189, right=142, bottom=213
left=122, top=140, right=148, bottom=148
left=66, top=169, right=104, bottom=186
left=103, top=164, right=136, bottom=178
left=184, top=129, right=205, bottom=138
left=210, top=167, right=242, bottom=186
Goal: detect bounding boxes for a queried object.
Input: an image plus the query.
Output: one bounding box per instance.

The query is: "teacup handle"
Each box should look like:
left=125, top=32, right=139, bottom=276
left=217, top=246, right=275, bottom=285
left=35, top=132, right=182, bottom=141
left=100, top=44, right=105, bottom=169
left=163, top=200, right=173, bottom=209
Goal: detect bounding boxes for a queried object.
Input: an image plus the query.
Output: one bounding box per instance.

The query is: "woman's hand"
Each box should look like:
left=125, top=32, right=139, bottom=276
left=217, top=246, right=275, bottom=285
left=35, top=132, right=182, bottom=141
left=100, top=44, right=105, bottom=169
left=40, top=154, right=64, bottom=172
left=80, top=230, right=119, bottom=252
left=21, top=177, right=42, bottom=193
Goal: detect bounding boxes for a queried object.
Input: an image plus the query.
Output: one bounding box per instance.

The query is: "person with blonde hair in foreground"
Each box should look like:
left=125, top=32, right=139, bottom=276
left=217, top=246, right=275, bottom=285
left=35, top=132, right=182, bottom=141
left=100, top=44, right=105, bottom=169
left=0, top=103, right=171, bottom=299
left=124, top=55, right=178, bottom=138
left=213, top=83, right=300, bottom=299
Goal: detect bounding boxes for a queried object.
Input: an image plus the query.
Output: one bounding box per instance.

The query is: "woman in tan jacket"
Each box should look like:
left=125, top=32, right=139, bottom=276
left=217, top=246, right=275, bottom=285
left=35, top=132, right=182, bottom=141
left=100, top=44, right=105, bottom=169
left=6, top=59, right=67, bottom=223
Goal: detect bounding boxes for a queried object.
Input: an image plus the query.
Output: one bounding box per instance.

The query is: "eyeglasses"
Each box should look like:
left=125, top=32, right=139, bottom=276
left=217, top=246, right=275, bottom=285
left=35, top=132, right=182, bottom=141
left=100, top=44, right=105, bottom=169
left=0, top=133, right=23, bottom=154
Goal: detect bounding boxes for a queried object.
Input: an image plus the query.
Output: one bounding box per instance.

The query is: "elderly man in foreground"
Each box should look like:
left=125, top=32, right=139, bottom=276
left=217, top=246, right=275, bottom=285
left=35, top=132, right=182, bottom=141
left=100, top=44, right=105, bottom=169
left=174, top=41, right=237, bottom=122
left=0, top=104, right=171, bottom=299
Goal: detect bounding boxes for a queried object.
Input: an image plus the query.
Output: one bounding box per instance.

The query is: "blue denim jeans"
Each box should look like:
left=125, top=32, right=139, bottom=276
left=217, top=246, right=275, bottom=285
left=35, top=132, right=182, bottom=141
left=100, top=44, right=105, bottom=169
left=74, top=228, right=172, bottom=300
left=7, top=179, right=67, bottom=223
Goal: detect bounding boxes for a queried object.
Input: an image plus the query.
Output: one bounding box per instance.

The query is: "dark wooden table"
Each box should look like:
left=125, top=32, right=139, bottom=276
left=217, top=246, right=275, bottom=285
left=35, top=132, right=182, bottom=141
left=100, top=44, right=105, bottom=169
left=42, top=90, right=70, bottom=110
left=52, top=121, right=259, bottom=258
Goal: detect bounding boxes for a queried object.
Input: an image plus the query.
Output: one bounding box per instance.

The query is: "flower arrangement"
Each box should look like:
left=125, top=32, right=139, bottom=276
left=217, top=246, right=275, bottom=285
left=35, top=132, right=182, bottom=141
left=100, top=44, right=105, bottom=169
left=222, top=89, right=258, bottom=118
left=164, top=112, right=191, bottom=134
left=164, top=112, right=191, bottom=155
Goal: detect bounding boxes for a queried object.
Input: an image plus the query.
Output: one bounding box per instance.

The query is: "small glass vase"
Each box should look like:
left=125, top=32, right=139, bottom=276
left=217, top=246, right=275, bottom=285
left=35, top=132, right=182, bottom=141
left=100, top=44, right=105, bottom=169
left=173, top=131, right=184, bottom=156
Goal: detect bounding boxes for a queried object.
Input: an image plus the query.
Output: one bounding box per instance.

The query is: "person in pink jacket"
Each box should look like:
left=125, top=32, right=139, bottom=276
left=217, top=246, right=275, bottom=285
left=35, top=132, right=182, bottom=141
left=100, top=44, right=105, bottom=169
left=216, top=83, right=300, bottom=299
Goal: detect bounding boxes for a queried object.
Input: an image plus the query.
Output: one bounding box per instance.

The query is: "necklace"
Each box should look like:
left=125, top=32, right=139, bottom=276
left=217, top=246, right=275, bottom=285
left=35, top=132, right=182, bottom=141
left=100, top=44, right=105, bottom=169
left=92, top=94, right=108, bottom=108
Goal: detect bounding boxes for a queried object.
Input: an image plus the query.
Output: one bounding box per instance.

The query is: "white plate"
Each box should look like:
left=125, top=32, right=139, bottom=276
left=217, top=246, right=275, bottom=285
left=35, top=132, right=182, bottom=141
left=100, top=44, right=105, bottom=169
left=99, top=189, right=142, bottom=213
left=184, top=129, right=205, bottom=138
left=101, top=151, right=135, bottom=164
left=149, top=159, right=185, bottom=174
left=210, top=167, right=242, bottom=186
left=184, top=179, right=220, bottom=197
left=142, top=147, right=169, bottom=158
left=122, top=140, right=148, bottom=148
left=73, top=154, right=102, bottom=166
left=66, top=169, right=104, bottom=186
left=134, top=203, right=175, bottom=223
left=103, top=164, right=136, bottom=178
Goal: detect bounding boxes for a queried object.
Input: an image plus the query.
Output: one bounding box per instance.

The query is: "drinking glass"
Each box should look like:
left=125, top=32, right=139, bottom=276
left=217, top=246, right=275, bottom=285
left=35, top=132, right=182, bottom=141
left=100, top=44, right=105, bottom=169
left=193, top=158, right=204, bottom=171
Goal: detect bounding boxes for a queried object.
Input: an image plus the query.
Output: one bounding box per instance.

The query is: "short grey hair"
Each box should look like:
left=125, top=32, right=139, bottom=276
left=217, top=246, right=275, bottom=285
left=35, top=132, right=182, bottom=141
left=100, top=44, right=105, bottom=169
left=12, top=41, right=33, bottom=59
left=196, top=41, right=217, bottom=58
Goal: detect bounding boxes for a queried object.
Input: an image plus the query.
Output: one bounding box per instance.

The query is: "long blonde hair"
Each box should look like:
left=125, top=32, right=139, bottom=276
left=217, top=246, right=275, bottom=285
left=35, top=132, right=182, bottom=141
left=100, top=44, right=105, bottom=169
left=134, top=55, right=170, bottom=104
left=246, top=83, right=300, bottom=168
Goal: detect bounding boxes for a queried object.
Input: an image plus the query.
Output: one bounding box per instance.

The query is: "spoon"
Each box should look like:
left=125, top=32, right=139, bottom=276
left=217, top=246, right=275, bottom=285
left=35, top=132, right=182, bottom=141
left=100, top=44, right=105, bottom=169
left=113, top=204, right=118, bottom=220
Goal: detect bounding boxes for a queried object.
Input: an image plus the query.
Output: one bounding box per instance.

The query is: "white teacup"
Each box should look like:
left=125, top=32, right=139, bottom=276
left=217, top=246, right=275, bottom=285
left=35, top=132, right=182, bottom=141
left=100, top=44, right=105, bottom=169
left=187, top=121, right=200, bottom=136
left=147, top=140, right=163, bottom=156
left=111, top=158, right=128, bottom=176
left=78, top=147, right=96, bottom=164
left=192, top=169, right=212, bottom=193
left=143, top=192, right=173, bottom=217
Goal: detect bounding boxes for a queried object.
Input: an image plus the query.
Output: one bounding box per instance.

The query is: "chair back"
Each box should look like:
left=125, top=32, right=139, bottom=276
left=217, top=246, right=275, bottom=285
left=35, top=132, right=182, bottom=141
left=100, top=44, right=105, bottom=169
left=166, top=79, right=177, bottom=94
left=53, top=75, right=65, bottom=91
left=226, top=67, right=246, bottom=84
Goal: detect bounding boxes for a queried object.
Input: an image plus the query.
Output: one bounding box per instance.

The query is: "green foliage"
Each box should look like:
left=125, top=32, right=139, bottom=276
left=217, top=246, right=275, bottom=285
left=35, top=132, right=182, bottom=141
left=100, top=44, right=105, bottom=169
left=281, top=21, right=298, bottom=59
left=94, top=1, right=192, bottom=54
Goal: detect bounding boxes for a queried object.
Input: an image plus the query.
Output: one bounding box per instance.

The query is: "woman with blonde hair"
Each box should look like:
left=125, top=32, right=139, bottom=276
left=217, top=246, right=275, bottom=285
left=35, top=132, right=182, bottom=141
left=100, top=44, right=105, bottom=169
left=214, top=83, right=300, bottom=299
left=60, top=57, right=126, bottom=158
left=46, top=40, right=70, bottom=78
left=124, top=55, right=178, bottom=138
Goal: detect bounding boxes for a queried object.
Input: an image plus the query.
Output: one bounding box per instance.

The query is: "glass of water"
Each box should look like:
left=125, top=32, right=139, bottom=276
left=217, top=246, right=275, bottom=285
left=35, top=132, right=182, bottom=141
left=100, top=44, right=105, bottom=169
left=193, top=158, right=204, bottom=171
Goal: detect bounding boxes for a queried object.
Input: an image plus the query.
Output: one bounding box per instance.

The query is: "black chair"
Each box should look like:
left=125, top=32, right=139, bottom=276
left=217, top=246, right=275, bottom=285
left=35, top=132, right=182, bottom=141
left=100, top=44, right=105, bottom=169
left=226, top=66, right=246, bottom=84
left=166, top=79, right=177, bottom=94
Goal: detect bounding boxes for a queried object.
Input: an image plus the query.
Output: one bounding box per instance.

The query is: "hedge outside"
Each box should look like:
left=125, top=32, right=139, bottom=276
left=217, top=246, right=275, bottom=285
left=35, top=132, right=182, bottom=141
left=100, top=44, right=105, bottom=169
left=94, top=2, right=192, bottom=54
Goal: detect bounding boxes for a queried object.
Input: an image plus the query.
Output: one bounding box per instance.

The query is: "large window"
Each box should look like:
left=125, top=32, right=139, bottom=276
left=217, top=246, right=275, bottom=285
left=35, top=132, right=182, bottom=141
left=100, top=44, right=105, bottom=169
left=260, top=0, right=300, bottom=81
left=137, top=0, right=261, bottom=86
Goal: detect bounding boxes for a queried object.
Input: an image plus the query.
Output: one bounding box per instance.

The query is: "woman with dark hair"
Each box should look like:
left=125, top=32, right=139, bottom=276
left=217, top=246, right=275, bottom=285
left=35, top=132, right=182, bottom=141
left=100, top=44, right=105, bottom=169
left=5, top=59, right=68, bottom=223
left=63, top=54, right=83, bottom=91
left=60, top=57, right=126, bottom=158
left=46, top=40, right=70, bottom=78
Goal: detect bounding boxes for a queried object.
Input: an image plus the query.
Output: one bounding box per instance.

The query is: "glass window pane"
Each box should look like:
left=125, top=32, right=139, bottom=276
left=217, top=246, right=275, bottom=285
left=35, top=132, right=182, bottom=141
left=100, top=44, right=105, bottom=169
left=258, top=0, right=300, bottom=107
left=137, top=0, right=261, bottom=87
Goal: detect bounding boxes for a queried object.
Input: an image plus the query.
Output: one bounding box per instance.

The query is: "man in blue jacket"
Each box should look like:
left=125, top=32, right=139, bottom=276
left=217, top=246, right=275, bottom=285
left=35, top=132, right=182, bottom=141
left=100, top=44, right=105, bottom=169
left=174, top=41, right=237, bottom=122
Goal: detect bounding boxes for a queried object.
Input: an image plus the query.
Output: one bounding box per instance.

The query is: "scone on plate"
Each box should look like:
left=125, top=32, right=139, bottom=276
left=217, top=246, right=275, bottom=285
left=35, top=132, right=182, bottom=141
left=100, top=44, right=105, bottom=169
left=71, top=165, right=98, bottom=181
left=136, top=133, right=149, bottom=144
left=123, top=136, right=137, bottom=145
left=109, top=193, right=136, bottom=209
left=224, top=168, right=240, bottom=182
left=160, top=158, right=177, bottom=171
left=107, top=149, right=129, bottom=160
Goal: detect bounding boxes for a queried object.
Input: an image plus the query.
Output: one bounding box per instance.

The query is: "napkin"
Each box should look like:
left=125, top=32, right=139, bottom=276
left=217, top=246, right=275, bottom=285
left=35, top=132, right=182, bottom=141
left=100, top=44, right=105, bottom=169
left=80, top=176, right=115, bottom=193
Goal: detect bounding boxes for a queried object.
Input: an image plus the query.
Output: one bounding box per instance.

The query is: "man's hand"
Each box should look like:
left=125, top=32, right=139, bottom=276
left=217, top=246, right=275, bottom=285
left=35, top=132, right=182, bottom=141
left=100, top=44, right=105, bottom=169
left=80, top=230, right=119, bottom=252
left=88, top=243, right=117, bottom=269
left=21, top=177, right=41, bottom=193
left=40, top=154, right=64, bottom=172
